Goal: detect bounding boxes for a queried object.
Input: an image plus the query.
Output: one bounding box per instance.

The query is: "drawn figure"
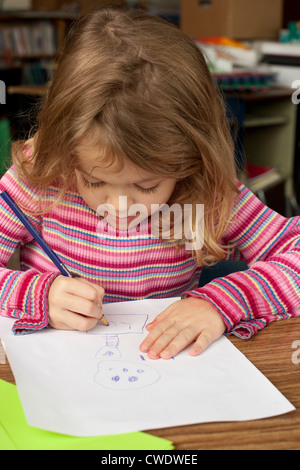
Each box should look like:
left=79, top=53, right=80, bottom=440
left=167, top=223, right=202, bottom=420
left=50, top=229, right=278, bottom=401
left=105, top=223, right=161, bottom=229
left=94, top=334, right=160, bottom=390
left=95, top=334, right=122, bottom=361
left=94, top=360, right=161, bottom=390
left=87, top=314, right=148, bottom=336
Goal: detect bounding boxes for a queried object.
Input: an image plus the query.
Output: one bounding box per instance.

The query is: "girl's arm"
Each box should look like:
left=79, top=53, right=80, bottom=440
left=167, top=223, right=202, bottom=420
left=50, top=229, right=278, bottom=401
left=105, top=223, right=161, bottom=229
left=184, top=182, right=300, bottom=339
left=0, top=167, right=59, bottom=334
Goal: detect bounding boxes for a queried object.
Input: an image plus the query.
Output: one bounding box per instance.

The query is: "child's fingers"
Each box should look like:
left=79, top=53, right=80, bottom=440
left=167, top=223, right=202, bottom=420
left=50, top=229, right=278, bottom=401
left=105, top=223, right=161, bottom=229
left=150, top=327, right=198, bottom=360
left=145, top=317, right=164, bottom=332
left=144, top=325, right=182, bottom=359
left=142, top=327, right=216, bottom=360
left=56, top=277, right=105, bottom=309
left=145, top=301, right=180, bottom=331
left=62, top=293, right=102, bottom=320
left=140, top=297, right=226, bottom=360
left=66, top=311, right=99, bottom=331
left=188, top=330, right=214, bottom=357
left=140, top=317, right=174, bottom=353
left=75, top=277, right=105, bottom=304
left=49, top=308, right=99, bottom=331
left=49, top=276, right=106, bottom=332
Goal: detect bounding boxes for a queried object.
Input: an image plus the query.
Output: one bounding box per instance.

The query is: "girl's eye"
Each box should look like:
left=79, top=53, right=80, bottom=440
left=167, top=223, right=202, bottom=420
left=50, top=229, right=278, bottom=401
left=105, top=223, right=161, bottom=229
left=135, top=184, right=159, bottom=195
left=81, top=175, right=104, bottom=188
left=81, top=174, right=159, bottom=194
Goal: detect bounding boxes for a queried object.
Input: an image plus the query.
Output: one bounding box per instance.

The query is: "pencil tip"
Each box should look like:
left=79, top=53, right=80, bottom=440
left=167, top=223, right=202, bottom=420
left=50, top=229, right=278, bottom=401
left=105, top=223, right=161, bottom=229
left=101, top=317, right=109, bottom=327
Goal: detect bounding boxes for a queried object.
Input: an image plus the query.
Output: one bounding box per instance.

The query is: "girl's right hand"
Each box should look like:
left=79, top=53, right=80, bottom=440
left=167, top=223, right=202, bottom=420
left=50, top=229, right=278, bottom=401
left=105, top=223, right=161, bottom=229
left=48, top=275, right=105, bottom=331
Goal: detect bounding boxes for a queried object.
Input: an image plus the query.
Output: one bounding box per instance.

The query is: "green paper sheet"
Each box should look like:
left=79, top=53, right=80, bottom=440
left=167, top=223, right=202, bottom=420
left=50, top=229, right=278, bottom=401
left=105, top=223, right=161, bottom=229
left=0, top=422, right=16, bottom=450
left=0, top=380, right=173, bottom=450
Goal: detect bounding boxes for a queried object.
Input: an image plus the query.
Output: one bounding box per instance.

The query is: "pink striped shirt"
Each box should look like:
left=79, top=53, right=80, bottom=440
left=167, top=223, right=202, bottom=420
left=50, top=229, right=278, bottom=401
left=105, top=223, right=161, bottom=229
left=0, top=166, right=299, bottom=338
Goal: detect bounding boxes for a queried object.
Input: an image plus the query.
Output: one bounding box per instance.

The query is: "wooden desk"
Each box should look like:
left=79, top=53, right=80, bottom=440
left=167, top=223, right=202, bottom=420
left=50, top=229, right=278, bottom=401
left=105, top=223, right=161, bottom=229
left=1, top=317, right=300, bottom=450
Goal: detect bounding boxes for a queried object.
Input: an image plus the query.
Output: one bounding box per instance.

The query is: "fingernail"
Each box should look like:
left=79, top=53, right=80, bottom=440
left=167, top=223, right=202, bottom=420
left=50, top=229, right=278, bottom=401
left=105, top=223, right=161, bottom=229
left=160, top=350, right=171, bottom=359
left=149, top=349, right=155, bottom=355
left=149, top=350, right=160, bottom=359
left=189, top=347, right=201, bottom=356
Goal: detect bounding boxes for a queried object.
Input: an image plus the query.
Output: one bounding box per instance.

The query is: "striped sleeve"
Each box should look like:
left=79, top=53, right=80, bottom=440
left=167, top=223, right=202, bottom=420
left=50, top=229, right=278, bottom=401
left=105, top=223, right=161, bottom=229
left=183, top=182, right=300, bottom=338
left=1, top=270, right=59, bottom=335
left=0, top=167, right=58, bottom=334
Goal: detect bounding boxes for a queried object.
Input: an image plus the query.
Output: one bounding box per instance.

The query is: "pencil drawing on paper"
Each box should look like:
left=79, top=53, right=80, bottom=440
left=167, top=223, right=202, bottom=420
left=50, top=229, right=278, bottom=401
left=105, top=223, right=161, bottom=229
left=87, top=313, right=149, bottom=336
left=89, top=314, right=161, bottom=391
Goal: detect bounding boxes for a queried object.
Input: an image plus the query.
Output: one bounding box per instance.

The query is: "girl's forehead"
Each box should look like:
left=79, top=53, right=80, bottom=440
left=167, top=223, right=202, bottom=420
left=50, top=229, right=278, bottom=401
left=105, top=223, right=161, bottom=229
left=75, top=141, right=122, bottom=167
left=76, top=150, right=161, bottom=184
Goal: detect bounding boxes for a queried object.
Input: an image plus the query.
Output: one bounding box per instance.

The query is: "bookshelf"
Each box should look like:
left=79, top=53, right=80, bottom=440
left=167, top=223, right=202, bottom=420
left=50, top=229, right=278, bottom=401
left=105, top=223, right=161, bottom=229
left=242, top=88, right=297, bottom=199
left=0, top=11, right=76, bottom=78
left=229, top=87, right=297, bottom=215
left=0, top=12, right=76, bottom=55
left=0, top=9, right=76, bottom=147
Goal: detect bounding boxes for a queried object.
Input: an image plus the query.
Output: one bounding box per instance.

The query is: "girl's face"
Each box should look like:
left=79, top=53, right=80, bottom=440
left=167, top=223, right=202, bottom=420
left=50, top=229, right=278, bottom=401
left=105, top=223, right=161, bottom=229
left=74, top=143, right=177, bottom=230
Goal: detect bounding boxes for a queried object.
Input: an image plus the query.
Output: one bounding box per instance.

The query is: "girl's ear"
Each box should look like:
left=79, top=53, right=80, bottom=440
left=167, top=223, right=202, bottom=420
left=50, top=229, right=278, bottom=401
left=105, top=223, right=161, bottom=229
left=23, top=139, right=34, bottom=158
left=22, top=138, right=35, bottom=170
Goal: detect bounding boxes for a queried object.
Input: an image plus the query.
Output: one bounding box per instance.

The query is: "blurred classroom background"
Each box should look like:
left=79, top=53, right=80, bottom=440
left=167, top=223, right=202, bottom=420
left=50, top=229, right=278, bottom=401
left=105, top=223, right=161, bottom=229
left=0, top=0, right=300, bottom=216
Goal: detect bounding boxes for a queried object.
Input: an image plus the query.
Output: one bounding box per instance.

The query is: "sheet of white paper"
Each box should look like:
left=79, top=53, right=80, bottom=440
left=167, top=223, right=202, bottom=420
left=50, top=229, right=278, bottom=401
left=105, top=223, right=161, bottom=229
left=0, top=298, right=295, bottom=437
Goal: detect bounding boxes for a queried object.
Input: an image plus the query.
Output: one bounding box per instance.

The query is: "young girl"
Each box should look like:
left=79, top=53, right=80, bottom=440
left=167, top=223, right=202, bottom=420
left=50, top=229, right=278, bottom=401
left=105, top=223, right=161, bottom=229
left=0, top=7, right=299, bottom=361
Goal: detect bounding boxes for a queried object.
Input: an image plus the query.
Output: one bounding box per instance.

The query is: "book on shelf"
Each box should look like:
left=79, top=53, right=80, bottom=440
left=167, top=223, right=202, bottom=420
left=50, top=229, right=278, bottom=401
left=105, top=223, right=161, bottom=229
left=0, top=21, right=57, bottom=58
left=246, top=163, right=282, bottom=192
left=1, top=0, right=32, bottom=10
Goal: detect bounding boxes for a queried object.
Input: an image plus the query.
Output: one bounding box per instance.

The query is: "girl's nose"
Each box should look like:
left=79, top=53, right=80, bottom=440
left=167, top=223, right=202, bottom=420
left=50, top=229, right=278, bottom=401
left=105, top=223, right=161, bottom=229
left=106, top=191, right=132, bottom=214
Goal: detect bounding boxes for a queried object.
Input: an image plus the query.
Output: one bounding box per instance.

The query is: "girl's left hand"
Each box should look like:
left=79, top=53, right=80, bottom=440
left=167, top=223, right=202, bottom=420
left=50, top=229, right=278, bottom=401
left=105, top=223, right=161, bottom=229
left=139, top=297, right=226, bottom=359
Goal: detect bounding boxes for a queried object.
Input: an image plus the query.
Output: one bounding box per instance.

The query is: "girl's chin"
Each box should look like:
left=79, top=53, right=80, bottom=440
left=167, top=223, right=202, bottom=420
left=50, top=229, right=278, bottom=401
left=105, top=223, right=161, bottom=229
left=105, top=214, right=146, bottom=230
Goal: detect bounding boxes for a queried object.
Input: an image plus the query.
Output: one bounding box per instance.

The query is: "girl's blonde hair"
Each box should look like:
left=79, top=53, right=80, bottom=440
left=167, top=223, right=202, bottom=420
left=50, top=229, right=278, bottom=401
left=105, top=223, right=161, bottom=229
left=12, top=7, right=239, bottom=266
